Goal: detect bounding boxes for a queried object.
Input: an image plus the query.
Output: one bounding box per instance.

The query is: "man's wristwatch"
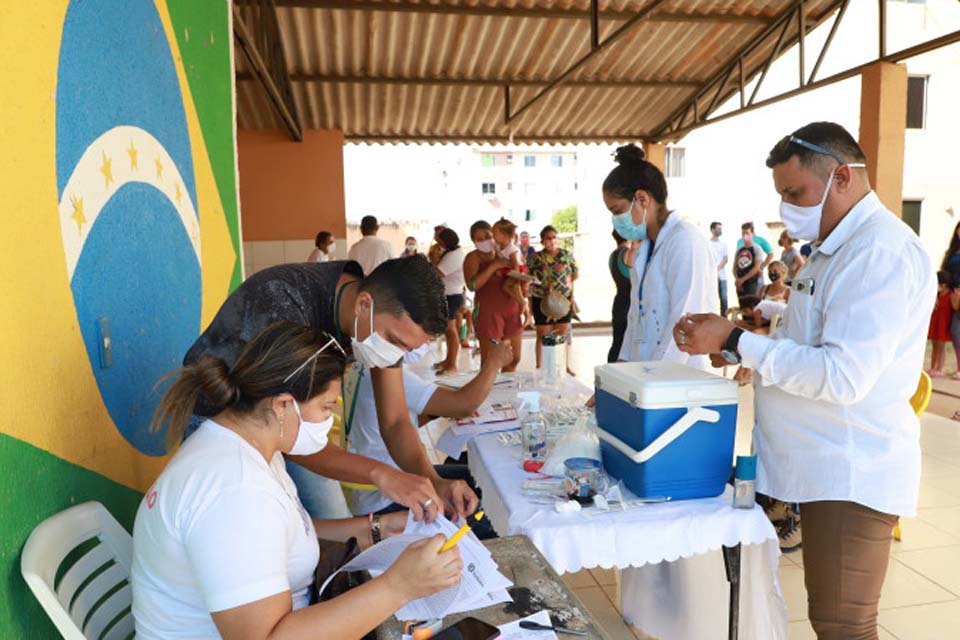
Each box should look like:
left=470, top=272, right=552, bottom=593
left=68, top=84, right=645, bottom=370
left=721, top=327, right=745, bottom=365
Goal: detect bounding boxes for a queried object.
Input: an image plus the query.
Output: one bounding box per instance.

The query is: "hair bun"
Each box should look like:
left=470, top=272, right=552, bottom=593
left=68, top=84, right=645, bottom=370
left=195, top=357, right=240, bottom=409
left=614, top=143, right=646, bottom=167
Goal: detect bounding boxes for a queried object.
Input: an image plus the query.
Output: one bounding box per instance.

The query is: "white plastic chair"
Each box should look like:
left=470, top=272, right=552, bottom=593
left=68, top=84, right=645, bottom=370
left=21, top=501, right=135, bottom=640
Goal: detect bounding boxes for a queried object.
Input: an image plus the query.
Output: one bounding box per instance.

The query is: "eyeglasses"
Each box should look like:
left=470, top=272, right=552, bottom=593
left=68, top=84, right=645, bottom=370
left=788, top=136, right=845, bottom=165
left=283, top=334, right=346, bottom=384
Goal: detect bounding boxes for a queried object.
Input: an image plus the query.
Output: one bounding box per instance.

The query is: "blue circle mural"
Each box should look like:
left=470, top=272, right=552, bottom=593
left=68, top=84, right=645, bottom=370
left=56, top=0, right=202, bottom=455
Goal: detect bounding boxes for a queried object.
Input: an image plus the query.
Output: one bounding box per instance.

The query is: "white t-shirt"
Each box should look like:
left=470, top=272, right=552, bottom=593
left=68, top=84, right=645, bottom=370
left=437, top=247, right=466, bottom=295
left=709, top=238, right=729, bottom=281
left=755, top=299, right=787, bottom=320
left=497, top=243, right=520, bottom=262
left=348, top=235, right=394, bottom=276
left=345, top=365, right=438, bottom=515
left=132, top=421, right=319, bottom=640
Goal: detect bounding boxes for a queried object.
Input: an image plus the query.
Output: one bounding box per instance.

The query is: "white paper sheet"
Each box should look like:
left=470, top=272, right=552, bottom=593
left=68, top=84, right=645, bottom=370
left=316, top=514, right=513, bottom=621
left=497, top=611, right=558, bottom=640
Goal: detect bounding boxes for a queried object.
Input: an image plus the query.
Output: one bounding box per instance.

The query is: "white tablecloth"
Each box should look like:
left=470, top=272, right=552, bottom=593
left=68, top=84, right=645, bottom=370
left=467, top=432, right=788, bottom=640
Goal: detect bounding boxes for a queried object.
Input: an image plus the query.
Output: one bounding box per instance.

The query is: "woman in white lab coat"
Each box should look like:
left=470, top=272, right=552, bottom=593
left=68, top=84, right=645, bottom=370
left=599, top=146, right=786, bottom=640
left=602, top=144, right=717, bottom=370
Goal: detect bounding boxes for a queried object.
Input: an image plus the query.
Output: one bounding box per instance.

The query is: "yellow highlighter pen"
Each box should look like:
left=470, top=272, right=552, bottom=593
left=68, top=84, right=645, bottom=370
left=439, top=511, right=484, bottom=553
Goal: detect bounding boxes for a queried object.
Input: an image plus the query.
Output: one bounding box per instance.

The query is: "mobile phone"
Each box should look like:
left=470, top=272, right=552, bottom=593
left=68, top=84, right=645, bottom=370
left=432, top=616, right=501, bottom=640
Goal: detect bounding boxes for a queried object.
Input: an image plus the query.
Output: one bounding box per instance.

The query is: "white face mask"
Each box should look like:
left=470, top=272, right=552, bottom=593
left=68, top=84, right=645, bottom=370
left=326, top=242, right=336, bottom=254
left=402, top=343, right=430, bottom=365
left=287, top=400, right=333, bottom=455
left=351, top=300, right=407, bottom=368
left=475, top=239, right=494, bottom=253
left=406, top=243, right=417, bottom=252
left=779, top=164, right=865, bottom=241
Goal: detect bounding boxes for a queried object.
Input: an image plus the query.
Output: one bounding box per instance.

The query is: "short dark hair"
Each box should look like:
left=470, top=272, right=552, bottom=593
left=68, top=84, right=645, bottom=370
left=710, top=222, right=722, bottom=230
left=470, top=220, right=491, bottom=241
left=360, top=256, right=448, bottom=336
left=738, top=294, right=761, bottom=311
left=602, top=143, right=668, bottom=204
left=540, top=225, right=558, bottom=240
left=741, top=222, right=755, bottom=233
left=766, top=122, right=867, bottom=178
left=315, top=231, right=332, bottom=247
left=360, top=215, right=379, bottom=234
left=938, top=270, right=955, bottom=288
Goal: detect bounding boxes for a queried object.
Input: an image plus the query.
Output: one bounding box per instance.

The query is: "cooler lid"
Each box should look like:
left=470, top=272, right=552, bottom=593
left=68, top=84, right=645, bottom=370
left=594, top=361, right=738, bottom=409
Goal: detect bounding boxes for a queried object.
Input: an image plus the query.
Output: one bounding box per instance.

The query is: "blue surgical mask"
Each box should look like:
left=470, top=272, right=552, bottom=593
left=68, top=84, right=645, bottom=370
left=611, top=198, right=647, bottom=241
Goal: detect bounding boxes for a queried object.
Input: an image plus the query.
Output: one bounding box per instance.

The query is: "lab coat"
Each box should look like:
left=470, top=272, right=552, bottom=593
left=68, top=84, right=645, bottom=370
left=618, top=212, right=719, bottom=370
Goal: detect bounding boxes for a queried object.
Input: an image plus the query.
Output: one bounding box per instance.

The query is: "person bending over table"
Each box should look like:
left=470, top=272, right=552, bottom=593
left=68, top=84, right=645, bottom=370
left=183, top=256, right=476, bottom=523
left=675, top=122, right=936, bottom=640
left=344, top=342, right=514, bottom=537
left=133, top=323, right=462, bottom=640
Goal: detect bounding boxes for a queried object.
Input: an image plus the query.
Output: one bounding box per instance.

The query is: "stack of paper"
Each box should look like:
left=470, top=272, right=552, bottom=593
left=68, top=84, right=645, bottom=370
left=498, top=611, right=559, bottom=639
left=451, top=401, right=519, bottom=436
left=434, top=371, right=517, bottom=390
left=315, top=514, right=513, bottom=621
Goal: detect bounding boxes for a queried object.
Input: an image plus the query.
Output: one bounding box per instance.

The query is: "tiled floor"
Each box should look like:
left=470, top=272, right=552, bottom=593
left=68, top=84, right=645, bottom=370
left=427, top=329, right=960, bottom=639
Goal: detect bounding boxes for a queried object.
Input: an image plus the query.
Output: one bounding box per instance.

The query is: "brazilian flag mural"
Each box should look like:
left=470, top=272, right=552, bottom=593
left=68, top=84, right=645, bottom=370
left=0, top=1, right=241, bottom=635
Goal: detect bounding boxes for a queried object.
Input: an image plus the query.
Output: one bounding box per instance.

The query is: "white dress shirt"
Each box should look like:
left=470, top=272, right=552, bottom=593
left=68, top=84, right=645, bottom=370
left=619, top=212, right=719, bottom=370
left=739, top=192, right=936, bottom=517
left=348, top=235, right=393, bottom=275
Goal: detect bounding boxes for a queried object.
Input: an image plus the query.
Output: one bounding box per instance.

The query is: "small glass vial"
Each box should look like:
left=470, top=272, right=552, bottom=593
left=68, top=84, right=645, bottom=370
left=732, top=455, right=757, bottom=509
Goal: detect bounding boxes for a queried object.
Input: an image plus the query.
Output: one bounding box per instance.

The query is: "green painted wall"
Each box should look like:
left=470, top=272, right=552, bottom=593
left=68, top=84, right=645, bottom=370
left=167, top=0, right=244, bottom=290
left=0, top=434, right=143, bottom=638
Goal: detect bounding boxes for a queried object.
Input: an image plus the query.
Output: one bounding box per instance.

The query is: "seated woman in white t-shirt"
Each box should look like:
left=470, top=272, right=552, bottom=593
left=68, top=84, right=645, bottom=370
left=132, top=322, right=462, bottom=640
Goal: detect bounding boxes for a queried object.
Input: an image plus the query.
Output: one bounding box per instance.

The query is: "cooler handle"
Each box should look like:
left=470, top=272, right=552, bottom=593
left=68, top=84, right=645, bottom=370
left=595, top=407, right=721, bottom=464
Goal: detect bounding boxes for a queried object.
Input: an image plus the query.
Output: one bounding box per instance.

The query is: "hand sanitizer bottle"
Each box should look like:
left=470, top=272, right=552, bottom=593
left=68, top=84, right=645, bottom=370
left=518, top=391, right=547, bottom=473
left=733, top=455, right=757, bottom=509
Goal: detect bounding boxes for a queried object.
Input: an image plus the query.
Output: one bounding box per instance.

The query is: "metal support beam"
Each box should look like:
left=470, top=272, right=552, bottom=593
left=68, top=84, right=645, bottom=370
left=503, top=85, right=511, bottom=125
left=798, top=1, right=806, bottom=86
left=258, top=0, right=775, bottom=25
left=879, top=0, right=887, bottom=57
left=750, top=13, right=793, bottom=106
left=653, top=0, right=832, bottom=138
left=809, top=0, right=849, bottom=84
left=233, top=3, right=303, bottom=141
left=590, top=0, right=600, bottom=49
left=236, top=72, right=702, bottom=90
left=345, top=134, right=652, bottom=143
left=507, top=0, right=669, bottom=124
left=655, top=27, right=960, bottom=142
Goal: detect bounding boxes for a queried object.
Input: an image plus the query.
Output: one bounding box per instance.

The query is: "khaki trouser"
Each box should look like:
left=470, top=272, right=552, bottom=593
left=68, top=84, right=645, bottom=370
left=800, top=501, right=900, bottom=640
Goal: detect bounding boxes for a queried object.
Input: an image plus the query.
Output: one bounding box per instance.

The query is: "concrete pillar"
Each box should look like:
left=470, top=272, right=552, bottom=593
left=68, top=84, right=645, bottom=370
left=237, top=129, right=347, bottom=274
left=643, top=141, right=667, bottom=173
left=858, top=61, right=908, bottom=217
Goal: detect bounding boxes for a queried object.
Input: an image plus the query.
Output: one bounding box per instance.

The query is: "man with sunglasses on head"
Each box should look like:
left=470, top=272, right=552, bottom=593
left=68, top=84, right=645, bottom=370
left=673, top=122, right=936, bottom=640
left=184, top=256, right=478, bottom=524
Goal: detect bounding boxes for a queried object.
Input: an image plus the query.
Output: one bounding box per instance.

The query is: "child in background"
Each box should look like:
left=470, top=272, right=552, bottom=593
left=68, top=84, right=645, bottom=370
left=928, top=271, right=956, bottom=377
left=492, top=218, right=533, bottom=327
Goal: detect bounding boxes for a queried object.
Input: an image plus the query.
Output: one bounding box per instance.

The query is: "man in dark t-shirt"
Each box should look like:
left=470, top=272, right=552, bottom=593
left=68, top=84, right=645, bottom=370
left=185, top=257, right=477, bottom=522
left=735, top=225, right=768, bottom=303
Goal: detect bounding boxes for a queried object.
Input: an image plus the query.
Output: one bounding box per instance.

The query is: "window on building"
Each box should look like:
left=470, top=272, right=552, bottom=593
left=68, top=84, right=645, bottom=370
left=506, top=182, right=513, bottom=191
left=906, top=76, right=928, bottom=129
left=574, top=181, right=579, bottom=191
left=481, top=154, right=495, bottom=167
left=665, top=147, right=686, bottom=177
left=506, top=154, right=514, bottom=165
left=525, top=209, right=535, bottom=221
left=551, top=155, right=563, bottom=167
left=902, top=200, right=922, bottom=235
left=482, top=182, right=496, bottom=195
left=524, top=155, right=536, bottom=167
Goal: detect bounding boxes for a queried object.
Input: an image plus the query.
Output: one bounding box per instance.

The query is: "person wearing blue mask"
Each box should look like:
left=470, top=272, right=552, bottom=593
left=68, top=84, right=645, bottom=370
left=183, top=256, right=478, bottom=524
left=674, top=122, right=936, bottom=640
left=601, top=143, right=718, bottom=367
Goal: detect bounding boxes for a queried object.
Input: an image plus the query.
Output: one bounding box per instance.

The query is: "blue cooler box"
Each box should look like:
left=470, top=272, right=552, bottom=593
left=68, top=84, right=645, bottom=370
left=594, top=361, right=738, bottom=501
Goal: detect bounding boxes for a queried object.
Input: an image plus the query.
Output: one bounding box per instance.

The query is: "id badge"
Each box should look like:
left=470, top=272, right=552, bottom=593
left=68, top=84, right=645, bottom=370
left=789, top=277, right=815, bottom=296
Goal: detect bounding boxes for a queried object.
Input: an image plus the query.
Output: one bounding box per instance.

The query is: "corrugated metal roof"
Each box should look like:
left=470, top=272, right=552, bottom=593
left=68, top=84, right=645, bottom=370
left=236, top=0, right=841, bottom=142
